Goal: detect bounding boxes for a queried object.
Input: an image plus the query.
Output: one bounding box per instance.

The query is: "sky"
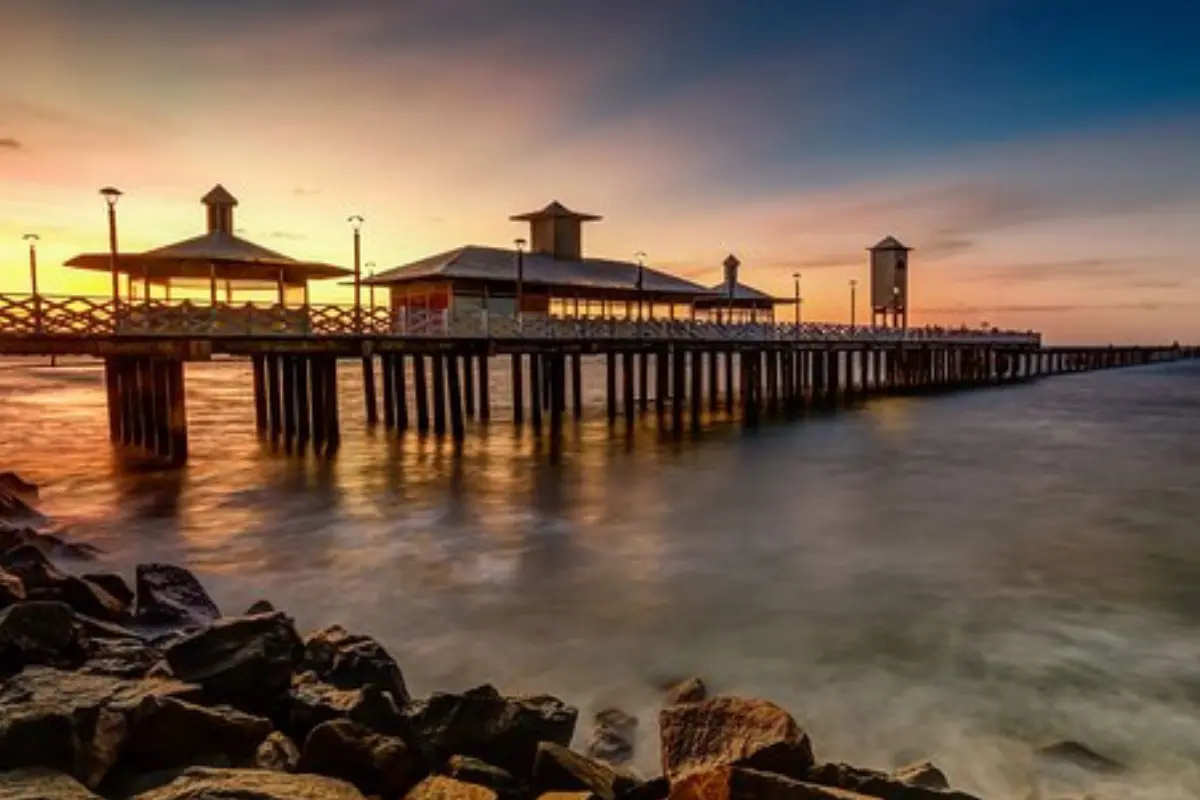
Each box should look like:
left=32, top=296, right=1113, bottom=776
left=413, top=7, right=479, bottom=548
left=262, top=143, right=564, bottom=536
left=2, top=0, right=1199, bottom=343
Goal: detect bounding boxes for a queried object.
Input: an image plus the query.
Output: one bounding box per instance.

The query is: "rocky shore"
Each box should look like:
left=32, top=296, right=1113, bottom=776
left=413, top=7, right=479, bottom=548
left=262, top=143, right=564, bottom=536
left=0, top=476, right=1120, bottom=800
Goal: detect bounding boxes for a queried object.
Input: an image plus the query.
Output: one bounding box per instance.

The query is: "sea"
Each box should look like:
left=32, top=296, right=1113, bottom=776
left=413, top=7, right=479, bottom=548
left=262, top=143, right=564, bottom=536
left=1, top=355, right=1199, bottom=799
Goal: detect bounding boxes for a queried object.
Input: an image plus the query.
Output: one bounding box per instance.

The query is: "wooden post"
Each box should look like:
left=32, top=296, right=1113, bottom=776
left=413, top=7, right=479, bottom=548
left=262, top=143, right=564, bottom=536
left=323, top=356, right=340, bottom=454
left=166, top=359, right=188, bottom=466
left=638, top=351, right=649, bottom=412
left=413, top=354, right=430, bottom=433
left=766, top=350, right=779, bottom=413
left=282, top=355, right=297, bottom=444
left=446, top=353, right=465, bottom=442
left=105, top=359, right=121, bottom=443
left=530, top=352, right=543, bottom=430
left=622, top=351, right=635, bottom=428
left=251, top=355, right=267, bottom=433
left=690, top=349, right=702, bottom=429
left=479, top=353, right=491, bottom=423
left=655, top=348, right=668, bottom=418
left=724, top=350, right=735, bottom=412
left=381, top=353, right=396, bottom=430
left=511, top=354, right=524, bottom=426
left=606, top=352, right=617, bottom=424
left=432, top=353, right=447, bottom=435
left=570, top=352, right=582, bottom=419
left=362, top=356, right=378, bottom=426
left=266, top=354, right=282, bottom=438
left=295, top=356, right=310, bottom=446
left=463, top=352, right=476, bottom=419
left=394, top=354, right=409, bottom=431
left=310, top=357, right=326, bottom=451
left=549, top=353, right=564, bottom=456
left=707, top=350, right=718, bottom=412
left=671, top=347, right=685, bottom=434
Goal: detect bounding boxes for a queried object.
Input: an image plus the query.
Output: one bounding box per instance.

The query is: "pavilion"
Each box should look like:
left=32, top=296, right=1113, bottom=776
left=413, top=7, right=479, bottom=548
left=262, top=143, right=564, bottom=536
left=363, top=201, right=717, bottom=320
left=65, top=185, right=350, bottom=307
left=692, top=279, right=791, bottom=323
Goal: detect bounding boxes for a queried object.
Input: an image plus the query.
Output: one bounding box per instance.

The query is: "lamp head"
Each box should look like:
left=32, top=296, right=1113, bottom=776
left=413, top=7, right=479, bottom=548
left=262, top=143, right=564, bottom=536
left=348, top=215, right=364, bottom=231
left=514, top=237, right=526, bottom=251
left=23, top=233, right=39, bottom=243
left=100, top=186, right=123, bottom=207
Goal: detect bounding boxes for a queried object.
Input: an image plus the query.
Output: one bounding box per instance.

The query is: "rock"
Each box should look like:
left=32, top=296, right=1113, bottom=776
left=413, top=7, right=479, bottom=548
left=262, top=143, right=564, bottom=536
left=890, top=762, right=949, bottom=791
left=401, top=684, right=577, bottom=779
left=297, top=718, right=419, bottom=798
left=81, top=573, right=134, bottom=609
left=128, top=766, right=367, bottom=799
left=0, top=667, right=200, bottom=787
left=0, top=527, right=98, bottom=561
left=618, top=777, right=669, bottom=800
left=134, top=563, right=220, bottom=627
left=1033, top=741, right=1125, bottom=775
left=663, top=678, right=708, bottom=707
left=0, top=601, right=86, bottom=672
left=0, top=547, right=124, bottom=621
left=79, top=637, right=164, bottom=679
left=254, top=732, right=300, bottom=773
left=533, top=743, right=638, bottom=800
left=659, top=697, right=814, bottom=783
left=300, top=624, right=411, bottom=703
left=163, top=612, right=302, bottom=713
left=668, top=766, right=866, bottom=800
left=0, top=569, right=25, bottom=609
left=805, top=763, right=979, bottom=800
left=0, top=767, right=103, bottom=799
left=0, top=473, right=38, bottom=499
left=441, top=755, right=527, bottom=800
left=284, top=671, right=405, bottom=741
left=120, top=695, right=272, bottom=772
left=74, top=612, right=143, bottom=641
left=587, top=709, right=638, bottom=766
left=407, top=775, right=499, bottom=800
left=246, top=599, right=276, bottom=615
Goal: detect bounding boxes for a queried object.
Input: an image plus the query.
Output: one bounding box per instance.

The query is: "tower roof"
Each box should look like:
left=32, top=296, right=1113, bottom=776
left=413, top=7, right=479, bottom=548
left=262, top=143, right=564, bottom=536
left=202, top=184, right=238, bottom=206
left=870, top=235, right=910, bottom=251
left=509, top=200, right=601, bottom=222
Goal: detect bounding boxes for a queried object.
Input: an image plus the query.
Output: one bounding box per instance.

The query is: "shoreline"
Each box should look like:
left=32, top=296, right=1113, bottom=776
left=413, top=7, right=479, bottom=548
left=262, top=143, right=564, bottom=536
left=0, top=474, right=1140, bottom=799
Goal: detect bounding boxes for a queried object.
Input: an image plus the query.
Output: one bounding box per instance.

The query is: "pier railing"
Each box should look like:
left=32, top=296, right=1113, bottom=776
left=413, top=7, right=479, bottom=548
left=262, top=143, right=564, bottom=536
left=0, top=294, right=1041, bottom=345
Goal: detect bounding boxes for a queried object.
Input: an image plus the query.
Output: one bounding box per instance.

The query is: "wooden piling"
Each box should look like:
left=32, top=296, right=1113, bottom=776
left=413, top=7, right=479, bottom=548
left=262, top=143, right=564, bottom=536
left=530, top=352, right=543, bottom=430
left=381, top=353, right=396, bottom=430
left=432, top=354, right=447, bottom=436
left=413, top=354, right=430, bottom=433
left=446, top=353, right=465, bottom=442
left=362, top=356, right=378, bottom=426
left=622, top=351, right=635, bottom=428
left=570, top=352, right=582, bottom=419
left=671, top=347, right=686, bottom=434
left=638, top=351, right=649, bottom=413
left=479, top=354, right=491, bottom=423
left=606, top=352, right=617, bottom=424
left=394, top=354, right=409, bottom=431
left=463, top=353, right=476, bottom=419
left=655, top=349, right=668, bottom=418
left=690, top=350, right=702, bottom=429
left=251, top=355, right=267, bottom=433
left=511, top=354, right=524, bottom=426
left=266, top=354, right=282, bottom=438
left=323, top=356, right=340, bottom=453
left=310, top=357, right=327, bottom=450
left=295, top=356, right=310, bottom=445
left=282, top=355, right=297, bottom=443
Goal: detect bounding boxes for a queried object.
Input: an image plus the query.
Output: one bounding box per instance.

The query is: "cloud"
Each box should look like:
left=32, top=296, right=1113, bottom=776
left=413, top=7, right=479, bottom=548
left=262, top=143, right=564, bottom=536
left=0, top=137, right=21, bottom=150
left=923, top=300, right=1200, bottom=315
left=961, top=257, right=1191, bottom=290
left=269, top=231, right=307, bottom=241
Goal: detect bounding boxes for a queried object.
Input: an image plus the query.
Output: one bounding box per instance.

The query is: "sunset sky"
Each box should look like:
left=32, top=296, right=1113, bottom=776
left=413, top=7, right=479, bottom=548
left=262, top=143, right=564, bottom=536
left=2, top=0, right=1199, bottom=343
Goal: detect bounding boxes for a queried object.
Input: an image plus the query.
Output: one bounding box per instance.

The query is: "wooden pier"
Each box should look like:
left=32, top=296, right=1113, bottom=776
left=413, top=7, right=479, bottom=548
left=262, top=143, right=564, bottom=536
left=0, top=295, right=1195, bottom=467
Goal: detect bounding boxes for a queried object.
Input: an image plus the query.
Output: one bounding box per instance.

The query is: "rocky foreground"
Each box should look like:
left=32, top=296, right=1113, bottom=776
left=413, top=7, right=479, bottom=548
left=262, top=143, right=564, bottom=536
left=0, top=476, right=1119, bottom=800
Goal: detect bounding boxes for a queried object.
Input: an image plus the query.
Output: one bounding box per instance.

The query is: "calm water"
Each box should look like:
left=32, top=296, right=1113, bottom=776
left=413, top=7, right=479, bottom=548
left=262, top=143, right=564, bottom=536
left=2, top=356, right=1200, bottom=798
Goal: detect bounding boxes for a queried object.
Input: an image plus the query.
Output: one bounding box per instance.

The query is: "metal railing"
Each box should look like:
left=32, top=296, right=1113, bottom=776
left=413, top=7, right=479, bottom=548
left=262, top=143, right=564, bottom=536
left=0, top=294, right=1042, bottom=345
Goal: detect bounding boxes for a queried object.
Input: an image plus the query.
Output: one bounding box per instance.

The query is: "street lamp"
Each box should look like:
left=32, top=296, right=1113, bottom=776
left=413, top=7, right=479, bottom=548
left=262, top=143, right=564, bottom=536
left=892, top=285, right=901, bottom=328
left=849, top=279, right=858, bottom=328
left=365, top=261, right=376, bottom=311
left=348, top=215, right=364, bottom=330
left=634, top=251, right=646, bottom=323
left=514, top=237, right=526, bottom=324
left=793, top=272, right=802, bottom=330
left=100, top=187, right=122, bottom=312
left=23, top=234, right=40, bottom=332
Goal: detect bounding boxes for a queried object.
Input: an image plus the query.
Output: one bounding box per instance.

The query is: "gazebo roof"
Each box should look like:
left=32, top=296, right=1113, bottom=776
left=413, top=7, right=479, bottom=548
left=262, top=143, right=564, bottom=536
left=509, top=200, right=602, bottom=223
left=694, top=281, right=789, bottom=307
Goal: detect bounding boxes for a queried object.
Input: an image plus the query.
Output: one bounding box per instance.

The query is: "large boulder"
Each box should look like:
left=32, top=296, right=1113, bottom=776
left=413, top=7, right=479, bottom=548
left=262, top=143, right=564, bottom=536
left=668, top=766, right=867, bottom=800
left=586, top=709, right=638, bottom=766
left=533, top=742, right=638, bottom=800
left=297, top=718, right=420, bottom=798
left=805, top=764, right=979, bottom=800
left=134, top=564, right=220, bottom=628
left=254, top=732, right=300, bottom=773
left=0, top=767, right=103, bottom=799
left=659, top=697, right=814, bottom=783
left=128, top=766, right=367, bottom=799
left=0, top=547, right=124, bottom=621
left=441, top=755, right=527, bottom=800
left=406, top=775, right=499, bottom=800
left=0, top=667, right=200, bottom=787
left=0, top=569, right=25, bottom=609
left=120, top=695, right=272, bottom=772
left=300, top=624, right=411, bottom=703
left=0, top=601, right=86, bottom=673
left=401, top=684, right=577, bottom=780
left=163, top=612, right=302, bottom=713
left=283, top=671, right=405, bottom=741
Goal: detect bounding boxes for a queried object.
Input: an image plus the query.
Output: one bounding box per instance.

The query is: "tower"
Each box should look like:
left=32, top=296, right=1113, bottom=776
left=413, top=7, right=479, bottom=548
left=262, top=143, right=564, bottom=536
left=509, top=201, right=602, bottom=261
left=869, top=236, right=911, bottom=328
left=202, top=184, right=238, bottom=235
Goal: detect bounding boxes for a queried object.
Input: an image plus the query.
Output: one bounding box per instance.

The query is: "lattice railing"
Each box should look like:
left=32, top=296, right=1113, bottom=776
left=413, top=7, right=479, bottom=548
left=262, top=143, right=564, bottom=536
left=0, top=294, right=1042, bottom=345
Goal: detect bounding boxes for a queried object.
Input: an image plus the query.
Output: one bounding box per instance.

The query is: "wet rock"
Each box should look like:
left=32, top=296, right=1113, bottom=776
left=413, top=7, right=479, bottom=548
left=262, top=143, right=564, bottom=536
left=120, top=695, right=272, bottom=772
left=245, top=599, right=276, bottom=615
left=127, top=766, right=367, bottom=799
left=533, top=743, right=638, bottom=800
left=0, top=601, right=86, bottom=672
left=805, top=763, right=979, bottom=800
left=163, top=612, right=302, bottom=713
left=134, top=563, right=220, bottom=627
left=890, top=762, right=949, bottom=791
left=407, top=775, right=499, bottom=800
left=586, top=709, right=638, bottom=766
left=284, top=671, right=405, bottom=741
left=0, top=472, right=38, bottom=500
left=254, top=732, right=300, bottom=773
left=0, top=569, right=25, bottom=609
left=401, top=684, right=577, bottom=780
left=441, top=755, right=527, bottom=800
left=668, top=766, right=862, bottom=800
left=0, top=666, right=200, bottom=787
left=659, top=696, right=814, bottom=783
left=74, top=612, right=143, bottom=641
left=81, top=572, right=134, bottom=609
left=0, top=526, right=98, bottom=561
left=0, top=767, right=103, bottom=799
left=300, top=624, right=411, bottom=703
left=297, top=718, right=419, bottom=798
left=1033, top=741, right=1125, bottom=775
left=79, top=638, right=163, bottom=679
left=663, top=678, right=708, bottom=707
left=0, top=547, right=123, bottom=620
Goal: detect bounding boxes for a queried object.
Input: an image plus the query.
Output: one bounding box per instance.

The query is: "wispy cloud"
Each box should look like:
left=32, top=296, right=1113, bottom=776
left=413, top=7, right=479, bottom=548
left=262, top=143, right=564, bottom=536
left=269, top=231, right=307, bottom=241
left=0, top=137, right=20, bottom=150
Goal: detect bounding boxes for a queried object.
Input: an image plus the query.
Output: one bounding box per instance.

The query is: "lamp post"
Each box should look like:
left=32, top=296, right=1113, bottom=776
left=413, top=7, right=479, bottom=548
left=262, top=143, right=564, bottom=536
left=23, top=234, right=40, bottom=332
left=634, top=251, right=646, bottom=323
left=365, top=261, right=376, bottom=311
left=348, top=215, right=364, bottom=330
left=892, top=285, right=901, bottom=329
left=792, top=272, right=801, bottom=336
left=100, top=187, right=122, bottom=317
left=849, top=279, right=858, bottom=328
left=514, top=237, right=526, bottom=326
